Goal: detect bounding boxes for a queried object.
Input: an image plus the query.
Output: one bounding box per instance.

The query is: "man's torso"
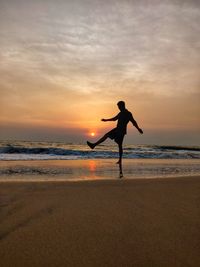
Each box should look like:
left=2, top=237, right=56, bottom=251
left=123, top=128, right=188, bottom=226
left=116, top=109, right=132, bottom=134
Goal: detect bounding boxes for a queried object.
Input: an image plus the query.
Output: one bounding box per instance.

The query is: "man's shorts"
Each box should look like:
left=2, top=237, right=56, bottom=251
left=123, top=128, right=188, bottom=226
left=107, top=128, right=125, bottom=144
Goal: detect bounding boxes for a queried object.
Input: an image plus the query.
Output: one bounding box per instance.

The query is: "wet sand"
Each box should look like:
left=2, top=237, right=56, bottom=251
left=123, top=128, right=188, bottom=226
left=1, top=159, right=200, bottom=181
left=0, top=177, right=200, bottom=267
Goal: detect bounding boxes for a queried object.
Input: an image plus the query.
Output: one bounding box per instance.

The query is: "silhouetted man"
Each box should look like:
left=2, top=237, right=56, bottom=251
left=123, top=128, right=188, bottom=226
left=87, top=101, right=143, bottom=170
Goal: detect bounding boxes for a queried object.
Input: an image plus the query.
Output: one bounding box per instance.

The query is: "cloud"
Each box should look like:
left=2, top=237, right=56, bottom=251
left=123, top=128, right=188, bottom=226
left=0, top=0, right=200, bottom=143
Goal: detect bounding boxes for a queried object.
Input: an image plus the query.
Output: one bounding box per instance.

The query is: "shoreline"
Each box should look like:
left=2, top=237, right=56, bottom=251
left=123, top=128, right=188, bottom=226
left=0, top=175, right=200, bottom=183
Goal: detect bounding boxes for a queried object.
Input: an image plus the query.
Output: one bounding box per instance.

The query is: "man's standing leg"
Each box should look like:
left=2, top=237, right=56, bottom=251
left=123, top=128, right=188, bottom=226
left=117, top=138, right=124, bottom=177
left=118, top=142, right=123, bottom=163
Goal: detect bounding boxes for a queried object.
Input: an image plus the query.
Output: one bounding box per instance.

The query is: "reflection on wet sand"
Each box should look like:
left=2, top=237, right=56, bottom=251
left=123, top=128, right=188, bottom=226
left=118, top=161, right=124, bottom=178
left=0, top=159, right=200, bottom=182
left=88, top=160, right=96, bottom=172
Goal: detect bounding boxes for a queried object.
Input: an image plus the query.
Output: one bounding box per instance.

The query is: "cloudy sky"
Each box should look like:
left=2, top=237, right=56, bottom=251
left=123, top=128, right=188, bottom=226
left=0, top=0, right=199, bottom=145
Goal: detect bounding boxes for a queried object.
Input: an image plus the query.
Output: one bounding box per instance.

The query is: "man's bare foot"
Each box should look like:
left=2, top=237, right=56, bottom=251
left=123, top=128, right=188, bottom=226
left=87, top=141, right=95, bottom=149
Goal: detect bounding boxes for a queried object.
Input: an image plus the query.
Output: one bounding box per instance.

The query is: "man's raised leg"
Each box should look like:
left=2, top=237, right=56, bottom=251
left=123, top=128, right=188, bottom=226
left=87, top=133, right=109, bottom=149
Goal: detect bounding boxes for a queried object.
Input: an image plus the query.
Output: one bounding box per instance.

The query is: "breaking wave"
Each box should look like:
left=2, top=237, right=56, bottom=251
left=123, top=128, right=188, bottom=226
left=0, top=141, right=199, bottom=160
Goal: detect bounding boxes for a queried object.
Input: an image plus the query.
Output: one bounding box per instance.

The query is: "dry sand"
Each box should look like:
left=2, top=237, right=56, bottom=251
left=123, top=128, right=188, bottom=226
left=0, top=177, right=200, bottom=267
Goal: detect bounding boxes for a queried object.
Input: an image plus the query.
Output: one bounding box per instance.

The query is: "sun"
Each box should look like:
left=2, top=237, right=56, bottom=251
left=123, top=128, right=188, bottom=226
left=90, top=132, right=95, bottom=137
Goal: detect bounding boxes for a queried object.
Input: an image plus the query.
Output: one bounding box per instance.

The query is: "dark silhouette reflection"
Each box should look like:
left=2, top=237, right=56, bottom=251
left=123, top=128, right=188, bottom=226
left=87, top=101, right=143, bottom=178
left=119, top=160, right=123, bottom=178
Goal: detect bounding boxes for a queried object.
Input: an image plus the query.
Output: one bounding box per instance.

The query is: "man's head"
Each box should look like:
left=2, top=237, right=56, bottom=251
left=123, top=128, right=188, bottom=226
left=117, top=101, right=126, bottom=111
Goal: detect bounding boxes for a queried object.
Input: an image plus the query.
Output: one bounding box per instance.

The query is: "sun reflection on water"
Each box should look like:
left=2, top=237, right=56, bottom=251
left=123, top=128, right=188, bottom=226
left=88, top=160, right=97, bottom=172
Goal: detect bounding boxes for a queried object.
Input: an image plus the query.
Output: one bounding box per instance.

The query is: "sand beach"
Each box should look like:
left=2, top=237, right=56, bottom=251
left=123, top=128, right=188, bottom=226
left=0, top=172, right=199, bottom=267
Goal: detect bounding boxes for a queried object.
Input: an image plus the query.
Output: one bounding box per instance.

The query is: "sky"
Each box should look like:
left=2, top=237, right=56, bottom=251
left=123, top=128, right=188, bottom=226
left=0, top=0, right=200, bottom=145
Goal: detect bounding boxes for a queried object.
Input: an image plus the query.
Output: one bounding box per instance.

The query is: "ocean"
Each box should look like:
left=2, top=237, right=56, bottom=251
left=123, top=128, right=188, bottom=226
left=0, top=140, right=200, bottom=160
left=0, top=140, right=200, bottom=181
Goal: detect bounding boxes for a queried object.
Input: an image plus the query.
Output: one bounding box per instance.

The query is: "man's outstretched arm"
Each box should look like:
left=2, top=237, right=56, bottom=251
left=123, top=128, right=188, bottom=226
left=130, top=115, right=143, bottom=134
left=101, top=114, right=119, bottom=122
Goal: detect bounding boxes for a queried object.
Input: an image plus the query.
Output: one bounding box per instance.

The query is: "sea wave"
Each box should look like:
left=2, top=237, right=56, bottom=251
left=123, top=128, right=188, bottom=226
left=0, top=143, right=200, bottom=160
left=153, top=145, right=200, bottom=151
